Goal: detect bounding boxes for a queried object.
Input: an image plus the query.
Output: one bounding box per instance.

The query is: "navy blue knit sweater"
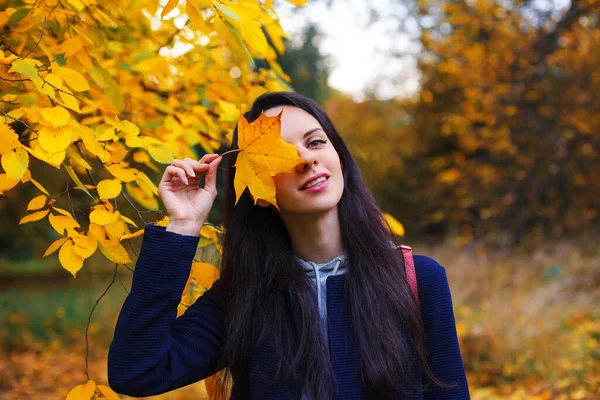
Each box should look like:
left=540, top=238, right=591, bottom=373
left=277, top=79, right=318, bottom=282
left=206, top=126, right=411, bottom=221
left=108, top=223, right=470, bottom=399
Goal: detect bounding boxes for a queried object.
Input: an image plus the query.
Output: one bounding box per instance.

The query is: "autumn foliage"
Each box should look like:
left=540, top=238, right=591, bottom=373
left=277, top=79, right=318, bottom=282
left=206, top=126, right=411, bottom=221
left=1, top=0, right=307, bottom=397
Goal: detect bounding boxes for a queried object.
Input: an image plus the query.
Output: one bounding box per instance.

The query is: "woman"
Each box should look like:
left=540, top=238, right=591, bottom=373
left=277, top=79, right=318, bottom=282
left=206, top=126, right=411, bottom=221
left=108, top=92, right=470, bottom=399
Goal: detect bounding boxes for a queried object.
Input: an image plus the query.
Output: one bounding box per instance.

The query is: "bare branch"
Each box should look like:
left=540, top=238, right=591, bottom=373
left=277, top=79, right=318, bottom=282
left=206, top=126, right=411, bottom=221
left=84, top=264, right=118, bottom=380
left=22, top=17, right=47, bottom=59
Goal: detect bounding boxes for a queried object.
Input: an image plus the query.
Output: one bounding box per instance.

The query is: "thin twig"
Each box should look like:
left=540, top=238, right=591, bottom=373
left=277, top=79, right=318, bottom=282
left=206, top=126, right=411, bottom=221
left=84, top=264, right=118, bottom=380
left=116, top=271, right=130, bottom=294
left=22, top=17, right=47, bottom=59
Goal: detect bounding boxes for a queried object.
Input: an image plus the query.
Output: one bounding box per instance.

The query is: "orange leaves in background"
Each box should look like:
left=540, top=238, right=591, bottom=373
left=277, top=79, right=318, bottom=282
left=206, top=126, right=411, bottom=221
left=233, top=110, right=304, bottom=208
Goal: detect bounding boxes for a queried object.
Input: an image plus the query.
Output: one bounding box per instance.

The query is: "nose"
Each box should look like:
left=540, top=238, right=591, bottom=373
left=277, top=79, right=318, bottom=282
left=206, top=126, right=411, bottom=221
left=295, top=148, right=318, bottom=173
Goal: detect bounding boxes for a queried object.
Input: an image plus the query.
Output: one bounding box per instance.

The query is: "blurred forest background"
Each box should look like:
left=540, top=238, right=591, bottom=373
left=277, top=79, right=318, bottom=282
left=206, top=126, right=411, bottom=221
left=1, top=0, right=599, bottom=399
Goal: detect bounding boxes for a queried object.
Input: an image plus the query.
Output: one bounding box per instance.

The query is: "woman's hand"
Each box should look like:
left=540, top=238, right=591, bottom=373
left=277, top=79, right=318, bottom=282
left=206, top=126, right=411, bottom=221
left=157, top=154, right=222, bottom=236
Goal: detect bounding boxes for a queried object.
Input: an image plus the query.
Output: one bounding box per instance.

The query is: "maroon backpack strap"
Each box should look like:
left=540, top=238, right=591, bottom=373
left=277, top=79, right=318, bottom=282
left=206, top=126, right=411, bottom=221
left=400, top=244, right=419, bottom=303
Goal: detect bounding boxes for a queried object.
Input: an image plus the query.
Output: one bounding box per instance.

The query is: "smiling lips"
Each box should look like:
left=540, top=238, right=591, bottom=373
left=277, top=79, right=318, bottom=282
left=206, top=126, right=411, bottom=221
left=300, top=173, right=330, bottom=190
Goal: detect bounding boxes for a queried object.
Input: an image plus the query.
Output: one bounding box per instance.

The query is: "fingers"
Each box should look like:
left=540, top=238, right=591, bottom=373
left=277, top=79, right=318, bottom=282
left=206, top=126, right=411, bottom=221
left=204, top=156, right=222, bottom=198
left=161, top=155, right=221, bottom=189
left=164, top=165, right=189, bottom=185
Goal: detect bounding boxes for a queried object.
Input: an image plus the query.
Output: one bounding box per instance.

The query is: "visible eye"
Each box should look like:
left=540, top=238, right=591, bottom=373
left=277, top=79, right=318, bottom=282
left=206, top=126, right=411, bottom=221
left=307, top=139, right=328, bottom=148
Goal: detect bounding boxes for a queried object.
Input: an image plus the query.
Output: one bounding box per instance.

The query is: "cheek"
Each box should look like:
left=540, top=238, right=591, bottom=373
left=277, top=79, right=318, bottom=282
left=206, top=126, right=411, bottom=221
left=273, top=173, right=295, bottom=194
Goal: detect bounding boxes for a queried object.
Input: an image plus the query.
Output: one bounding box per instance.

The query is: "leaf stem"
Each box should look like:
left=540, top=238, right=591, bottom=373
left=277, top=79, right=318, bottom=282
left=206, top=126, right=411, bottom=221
left=219, top=148, right=242, bottom=157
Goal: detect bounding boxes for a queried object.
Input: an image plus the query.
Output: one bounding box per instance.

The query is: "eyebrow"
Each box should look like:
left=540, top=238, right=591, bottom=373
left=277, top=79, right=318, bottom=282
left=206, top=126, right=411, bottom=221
left=303, top=128, right=323, bottom=138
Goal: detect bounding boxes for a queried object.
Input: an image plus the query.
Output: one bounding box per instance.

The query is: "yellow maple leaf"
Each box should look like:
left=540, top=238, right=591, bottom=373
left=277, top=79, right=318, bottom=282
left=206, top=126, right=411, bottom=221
left=233, top=110, right=304, bottom=208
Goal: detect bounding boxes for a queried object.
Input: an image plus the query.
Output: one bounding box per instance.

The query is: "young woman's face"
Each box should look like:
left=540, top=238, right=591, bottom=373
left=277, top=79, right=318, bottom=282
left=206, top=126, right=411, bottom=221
left=263, top=105, right=344, bottom=216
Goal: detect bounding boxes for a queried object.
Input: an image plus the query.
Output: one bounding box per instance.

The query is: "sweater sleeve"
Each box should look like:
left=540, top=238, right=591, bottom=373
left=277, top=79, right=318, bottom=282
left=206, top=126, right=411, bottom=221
left=416, top=257, right=470, bottom=399
left=107, top=223, right=226, bottom=397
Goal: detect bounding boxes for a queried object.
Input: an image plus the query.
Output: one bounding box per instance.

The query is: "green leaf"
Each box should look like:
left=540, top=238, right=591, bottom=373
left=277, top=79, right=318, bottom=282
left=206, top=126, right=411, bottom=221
left=212, top=2, right=239, bottom=23
left=11, top=60, right=38, bottom=76
left=132, top=51, right=155, bottom=61
left=89, top=67, right=124, bottom=112
left=142, top=120, right=163, bottom=129
left=223, top=20, right=255, bottom=69
left=8, top=8, right=30, bottom=26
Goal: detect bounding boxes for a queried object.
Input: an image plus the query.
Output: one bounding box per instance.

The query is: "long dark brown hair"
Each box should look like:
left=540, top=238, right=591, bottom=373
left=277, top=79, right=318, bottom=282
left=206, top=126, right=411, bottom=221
left=210, top=92, right=447, bottom=399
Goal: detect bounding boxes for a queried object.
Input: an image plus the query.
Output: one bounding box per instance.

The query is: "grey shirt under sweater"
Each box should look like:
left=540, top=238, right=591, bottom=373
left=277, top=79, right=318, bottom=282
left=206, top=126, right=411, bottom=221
left=294, top=253, right=347, bottom=400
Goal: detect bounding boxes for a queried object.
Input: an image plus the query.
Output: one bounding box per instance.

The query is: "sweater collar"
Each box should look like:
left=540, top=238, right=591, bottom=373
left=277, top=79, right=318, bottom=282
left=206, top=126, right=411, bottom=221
left=293, top=253, right=346, bottom=276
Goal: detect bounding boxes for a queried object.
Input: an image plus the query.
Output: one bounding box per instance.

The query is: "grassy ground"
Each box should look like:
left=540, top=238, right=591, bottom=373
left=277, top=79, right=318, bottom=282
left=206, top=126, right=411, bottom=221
left=0, top=239, right=598, bottom=399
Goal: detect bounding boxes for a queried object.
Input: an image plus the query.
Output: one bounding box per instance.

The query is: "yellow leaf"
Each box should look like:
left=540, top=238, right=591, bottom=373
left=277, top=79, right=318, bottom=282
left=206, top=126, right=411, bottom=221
left=95, top=123, right=117, bottom=141
left=191, top=262, right=220, bottom=289
left=27, top=194, right=47, bottom=211
left=55, top=66, right=90, bottom=92
left=53, top=207, right=74, bottom=217
left=0, top=173, right=19, bottom=195
left=218, top=100, right=240, bottom=123
left=0, top=122, right=21, bottom=156
left=1, top=147, right=29, bottom=180
left=125, top=183, right=159, bottom=210
left=98, top=239, right=133, bottom=264
left=40, top=106, right=71, bottom=127
left=66, top=380, right=96, bottom=400
left=115, top=118, right=139, bottom=137
left=186, top=0, right=209, bottom=32
left=96, top=385, right=121, bottom=400
left=161, top=0, right=180, bottom=18
left=118, top=212, right=138, bottom=228
left=29, top=176, right=50, bottom=195
left=19, top=209, right=49, bottom=224
left=64, top=165, right=95, bottom=200
left=59, top=90, right=81, bottom=113
left=39, top=126, right=73, bottom=154
left=212, top=1, right=240, bottom=29
left=66, top=145, right=92, bottom=170
left=106, top=163, right=138, bottom=182
left=43, top=237, right=69, bottom=257
left=105, top=218, right=126, bottom=240
left=90, top=208, right=119, bottom=225
left=136, top=171, right=158, bottom=197
left=88, top=222, right=106, bottom=241
left=49, top=213, right=81, bottom=236
left=234, top=110, right=304, bottom=208
left=140, top=137, right=174, bottom=164
left=44, top=73, right=63, bottom=89
left=97, top=179, right=122, bottom=199
left=72, top=234, right=98, bottom=259
left=240, top=20, right=268, bottom=57
left=121, top=229, right=144, bottom=240
left=383, top=213, right=405, bottom=237
left=89, top=67, right=124, bottom=112
left=59, top=239, right=84, bottom=277
left=2, top=94, right=18, bottom=102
